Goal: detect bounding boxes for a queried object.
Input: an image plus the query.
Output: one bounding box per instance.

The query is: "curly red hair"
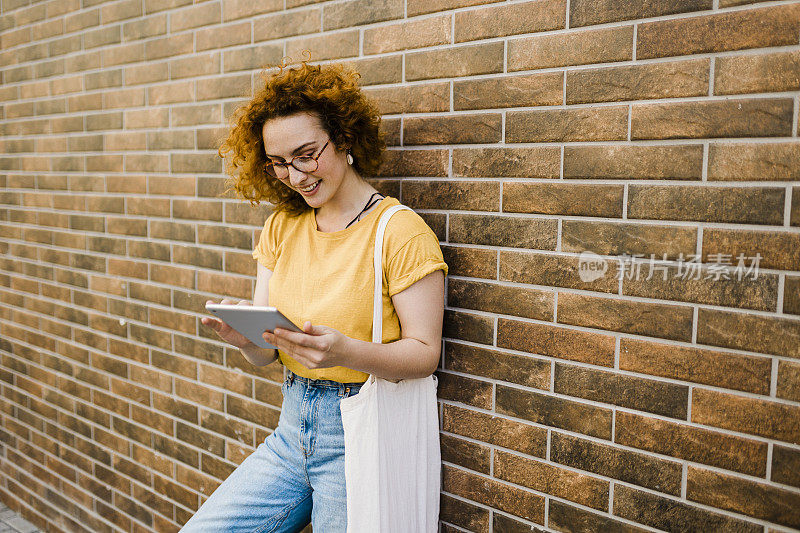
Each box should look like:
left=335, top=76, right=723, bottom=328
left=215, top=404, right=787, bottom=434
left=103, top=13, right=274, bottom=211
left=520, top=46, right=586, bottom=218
left=219, top=61, right=385, bottom=216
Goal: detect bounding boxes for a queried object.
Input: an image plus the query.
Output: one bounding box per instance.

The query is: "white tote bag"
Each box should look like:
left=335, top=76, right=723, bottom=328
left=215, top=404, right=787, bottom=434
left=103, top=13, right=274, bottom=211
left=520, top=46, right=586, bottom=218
left=339, top=204, right=441, bottom=533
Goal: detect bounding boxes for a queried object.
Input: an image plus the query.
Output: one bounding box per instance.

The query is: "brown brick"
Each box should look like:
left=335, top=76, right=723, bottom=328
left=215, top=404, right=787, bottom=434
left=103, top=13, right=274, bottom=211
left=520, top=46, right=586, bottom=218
left=323, top=0, right=402, bottom=30
left=443, top=465, right=544, bottom=523
left=444, top=340, right=550, bottom=389
left=436, top=370, right=493, bottom=408
left=552, top=432, right=682, bottom=494
left=455, top=0, right=565, bottom=43
left=376, top=149, right=448, bottom=177
left=224, top=44, right=283, bottom=73
left=507, top=106, right=628, bottom=143
left=148, top=80, right=193, bottom=105
left=564, top=144, right=703, bottom=180
left=102, top=0, right=143, bottom=23
left=454, top=72, right=562, bottom=111
left=495, top=450, right=608, bottom=510
left=631, top=98, right=793, bottom=140
left=693, top=388, right=800, bottom=444
left=639, top=3, right=800, bottom=59
left=406, top=42, right=503, bottom=81
left=504, top=182, right=623, bottom=218
left=363, top=14, right=450, bottom=54
left=196, top=21, right=251, bottom=51
left=170, top=52, right=220, bottom=79
left=614, top=484, right=761, bottom=532
left=441, top=245, right=496, bottom=280
left=171, top=153, right=221, bottom=174
left=708, top=142, right=800, bottom=181
left=122, top=13, right=166, bottom=41
left=253, top=9, right=321, bottom=42
left=619, top=338, right=771, bottom=395
left=449, top=214, right=557, bottom=250
left=444, top=309, right=494, bottom=345
left=571, top=0, right=709, bottom=27
left=410, top=0, right=502, bottom=15
left=453, top=147, right=560, bottom=178
left=440, top=494, right=490, bottom=532
left=559, top=292, right=693, bottom=341
left=170, top=2, right=220, bottom=32
left=442, top=403, right=547, bottom=457
left=125, top=62, right=168, bottom=85
left=616, top=410, right=768, bottom=477
left=562, top=220, right=698, bottom=261
left=227, top=394, right=280, bottom=430
left=550, top=500, right=650, bottom=533
left=223, top=0, right=281, bottom=21
left=715, top=50, right=800, bottom=95
left=500, top=250, right=619, bottom=294
left=623, top=260, right=778, bottom=312
left=698, top=308, right=800, bottom=359
left=145, top=34, right=192, bottom=61
left=702, top=228, right=800, bottom=271
left=687, top=465, right=800, bottom=529
left=402, top=180, right=500, bottom=211
left=441, top=433, right=490, bottom=473
left=508, top=25, right=633, bottom=71
left=172, top=105, right=221, bottom=128
left=84, top=25, right=120, bottom=49
left=567, top=59, right=709, bottom=104
left=342, top=55, right=402, bottom=86
left=629, top=184, right=784, bottom=225
left=556, top=363, right=688, bottom=418
left=404, top=114, right=501, bottom=145
left=497, top=385, right=612, bottom=439
left=381, top=118, right=400, bottom=146
left=772, top=445, right=800, bottom=489
left=66, top=9, right=100, bottom=33
left=285, top=31, right=359, bottom=62
left=198, top=74, right=252, bottom=101
left=777, top=360, right=800, bottom=402
left=448, top=278, right=552, bottom=321
left=498, top=317, right=616, bottom=367
left=365, top=83, right=449, bottom=115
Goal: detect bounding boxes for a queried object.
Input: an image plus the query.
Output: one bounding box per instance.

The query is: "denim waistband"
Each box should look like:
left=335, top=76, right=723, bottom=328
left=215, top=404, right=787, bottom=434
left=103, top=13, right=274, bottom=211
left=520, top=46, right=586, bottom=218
left=285, top=369, right=365, bottom=395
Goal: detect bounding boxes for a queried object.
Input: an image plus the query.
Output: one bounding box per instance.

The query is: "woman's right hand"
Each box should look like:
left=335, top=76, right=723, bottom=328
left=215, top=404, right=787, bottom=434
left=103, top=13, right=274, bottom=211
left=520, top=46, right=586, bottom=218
left=201, top=298, right=259, bottom=350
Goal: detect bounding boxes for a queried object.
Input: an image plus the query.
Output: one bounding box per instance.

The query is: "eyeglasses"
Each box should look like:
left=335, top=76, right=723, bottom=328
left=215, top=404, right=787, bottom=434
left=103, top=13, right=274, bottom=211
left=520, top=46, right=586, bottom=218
left=263, top=140, right=329, bottom=179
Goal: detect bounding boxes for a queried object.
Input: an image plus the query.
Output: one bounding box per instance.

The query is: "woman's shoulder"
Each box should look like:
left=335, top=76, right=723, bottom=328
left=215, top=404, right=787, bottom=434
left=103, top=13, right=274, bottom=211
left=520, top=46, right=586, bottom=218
left=264, top=205, right=310, bottom=232
left=381, top=200, right=434, bottom=237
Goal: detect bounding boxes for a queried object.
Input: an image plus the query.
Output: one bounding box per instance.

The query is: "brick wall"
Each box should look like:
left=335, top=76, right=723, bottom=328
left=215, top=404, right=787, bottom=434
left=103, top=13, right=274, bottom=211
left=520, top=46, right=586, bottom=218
left=1, top=0, right=800, bottom=531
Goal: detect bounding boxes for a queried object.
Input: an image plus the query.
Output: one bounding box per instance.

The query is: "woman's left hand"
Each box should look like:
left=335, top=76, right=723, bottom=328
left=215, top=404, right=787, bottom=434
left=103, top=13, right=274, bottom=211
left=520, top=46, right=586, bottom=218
left=263, top=322, right=349, bottom=369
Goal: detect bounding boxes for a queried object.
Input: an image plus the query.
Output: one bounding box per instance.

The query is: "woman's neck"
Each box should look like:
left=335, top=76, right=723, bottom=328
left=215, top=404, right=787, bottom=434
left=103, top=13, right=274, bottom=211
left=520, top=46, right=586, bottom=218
left=315, top=172, right=381, bottom=232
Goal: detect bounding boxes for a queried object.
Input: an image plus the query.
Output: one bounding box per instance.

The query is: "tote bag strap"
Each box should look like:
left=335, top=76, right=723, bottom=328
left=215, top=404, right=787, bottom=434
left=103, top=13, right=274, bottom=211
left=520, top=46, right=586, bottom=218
left=372, top=205, right=413, bottom=344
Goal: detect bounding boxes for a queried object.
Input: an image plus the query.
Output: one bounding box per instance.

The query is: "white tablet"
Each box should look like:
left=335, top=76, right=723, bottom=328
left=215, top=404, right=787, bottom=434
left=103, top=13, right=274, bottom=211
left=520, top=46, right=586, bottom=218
left=205, top=303, right=303, bottom=350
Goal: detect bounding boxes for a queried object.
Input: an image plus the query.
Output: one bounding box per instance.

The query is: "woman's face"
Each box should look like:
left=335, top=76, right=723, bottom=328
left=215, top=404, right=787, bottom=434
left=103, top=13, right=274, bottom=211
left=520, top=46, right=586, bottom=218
left=261, top=112, right=349, bottom=209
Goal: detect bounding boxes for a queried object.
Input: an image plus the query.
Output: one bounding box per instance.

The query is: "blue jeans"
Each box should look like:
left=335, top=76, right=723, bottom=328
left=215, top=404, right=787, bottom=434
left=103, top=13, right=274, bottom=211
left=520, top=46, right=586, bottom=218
left=179, top=369, right=364, bottom=533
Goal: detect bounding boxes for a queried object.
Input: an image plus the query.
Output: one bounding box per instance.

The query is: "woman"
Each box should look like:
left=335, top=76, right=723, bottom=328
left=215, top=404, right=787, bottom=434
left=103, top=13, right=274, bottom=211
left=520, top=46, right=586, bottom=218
left=180, top=61, right=447, bottom=532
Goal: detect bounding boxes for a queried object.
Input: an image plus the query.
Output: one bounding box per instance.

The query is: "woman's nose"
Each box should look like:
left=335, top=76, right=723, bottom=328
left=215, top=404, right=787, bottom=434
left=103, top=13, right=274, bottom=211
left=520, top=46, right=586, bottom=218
left=287, top=165, right=306, bottom=186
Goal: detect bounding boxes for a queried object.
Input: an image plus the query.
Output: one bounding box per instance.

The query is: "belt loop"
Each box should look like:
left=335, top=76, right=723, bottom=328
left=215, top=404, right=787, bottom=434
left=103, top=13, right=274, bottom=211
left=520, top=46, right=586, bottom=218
left=287, top=371, right=295, bottom=386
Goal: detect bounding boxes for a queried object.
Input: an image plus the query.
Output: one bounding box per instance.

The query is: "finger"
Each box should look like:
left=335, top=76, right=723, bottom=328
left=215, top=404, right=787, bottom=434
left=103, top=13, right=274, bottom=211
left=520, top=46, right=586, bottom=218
left=273, top=328, right=317, bottom=349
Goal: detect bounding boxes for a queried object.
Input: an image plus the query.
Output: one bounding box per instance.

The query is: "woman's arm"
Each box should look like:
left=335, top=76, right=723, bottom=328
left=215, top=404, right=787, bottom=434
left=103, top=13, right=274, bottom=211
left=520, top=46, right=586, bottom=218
left=265, top=269, right=445, bottom=380
left=239, top=262, right=279, bottom=366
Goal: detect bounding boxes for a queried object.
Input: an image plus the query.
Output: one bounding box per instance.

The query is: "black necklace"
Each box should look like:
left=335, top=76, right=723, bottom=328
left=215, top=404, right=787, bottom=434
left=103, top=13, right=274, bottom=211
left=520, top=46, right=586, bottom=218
left=344, top=192, right=385, bottom=229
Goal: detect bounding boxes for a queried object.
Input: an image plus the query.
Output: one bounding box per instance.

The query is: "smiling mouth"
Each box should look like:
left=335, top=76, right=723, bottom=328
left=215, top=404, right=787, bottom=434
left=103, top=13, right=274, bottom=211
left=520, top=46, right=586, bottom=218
left=298, top=181, right=320, bottom=194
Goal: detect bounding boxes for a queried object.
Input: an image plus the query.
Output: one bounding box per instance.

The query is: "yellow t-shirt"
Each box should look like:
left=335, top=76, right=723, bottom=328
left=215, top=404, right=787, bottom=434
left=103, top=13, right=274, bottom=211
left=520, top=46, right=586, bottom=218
left=251, top=196, right=448, bottom=383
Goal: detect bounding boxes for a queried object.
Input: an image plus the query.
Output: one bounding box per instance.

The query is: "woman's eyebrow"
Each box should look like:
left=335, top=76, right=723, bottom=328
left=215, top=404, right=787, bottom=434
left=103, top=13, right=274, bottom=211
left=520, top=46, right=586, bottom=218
left=265, top=141, right=317, bottom=159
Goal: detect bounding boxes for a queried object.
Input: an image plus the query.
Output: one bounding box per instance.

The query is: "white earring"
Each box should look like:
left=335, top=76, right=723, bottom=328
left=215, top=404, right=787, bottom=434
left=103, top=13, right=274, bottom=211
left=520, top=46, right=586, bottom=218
left=346, top=152, right=353, bottom=165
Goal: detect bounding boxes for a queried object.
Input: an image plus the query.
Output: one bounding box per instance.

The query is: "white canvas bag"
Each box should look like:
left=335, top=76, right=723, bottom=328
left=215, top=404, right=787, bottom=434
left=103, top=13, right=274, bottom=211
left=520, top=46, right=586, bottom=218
left=339, top=204, right=441, bottom=533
